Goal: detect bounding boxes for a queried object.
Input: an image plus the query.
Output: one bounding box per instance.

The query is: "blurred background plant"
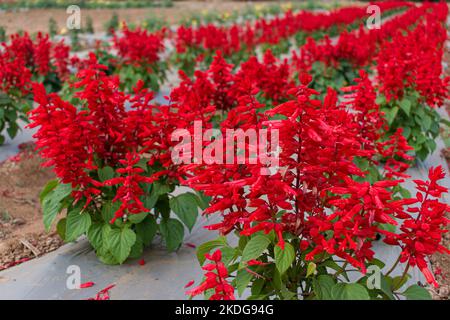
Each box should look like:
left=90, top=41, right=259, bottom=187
left=0, top=0, right=173, bottom=9
left=48, top=17, right=58, bottom=38
left=0, top=26, right=6, bottom=42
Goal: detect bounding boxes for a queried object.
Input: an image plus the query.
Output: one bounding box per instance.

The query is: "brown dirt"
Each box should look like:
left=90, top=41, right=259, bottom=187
left=0, top=142, right=62, bottom=270
left=0, top=1, right=280, bottom=36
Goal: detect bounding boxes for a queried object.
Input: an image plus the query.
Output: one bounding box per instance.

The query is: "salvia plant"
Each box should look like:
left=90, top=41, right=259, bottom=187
left=1, top=0, right=447, bottom=301
left=48, top=17, right=58, bottom=38
left=184, top=74, right=449, bottom=301
left=0, top=26, right=6, bottom=43
left=0, top=32, right=71, bottom=144
left=29, top=55, right=211, bottom=264
left=113, top=25, right=167, bottom=92
left=85, top=16, right=95, bottom=34
left=105, top=12, right=119, bottom=36
left=376, top=13, right=449, bottom=161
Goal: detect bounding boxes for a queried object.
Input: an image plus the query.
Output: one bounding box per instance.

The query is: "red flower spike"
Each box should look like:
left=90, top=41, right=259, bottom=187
left=186, top=249, right=235, bottom=300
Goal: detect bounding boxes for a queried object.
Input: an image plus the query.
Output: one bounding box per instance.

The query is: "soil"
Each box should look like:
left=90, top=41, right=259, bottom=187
left=0, top=1, right=280, bottom=36
left=0, top=142, right=62, bottom=270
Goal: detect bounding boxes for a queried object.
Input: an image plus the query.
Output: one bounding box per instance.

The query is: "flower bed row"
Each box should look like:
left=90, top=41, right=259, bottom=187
left=0, top=2, right=411, bottom=146
left=1, top=1, right=449, bottom=300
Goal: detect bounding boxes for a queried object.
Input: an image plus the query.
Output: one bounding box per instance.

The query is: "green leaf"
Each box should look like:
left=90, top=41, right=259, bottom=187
left=235, top=268, right=253, bottom=296
left=375, top=95, right=386, bottom=105
left=5, top=109, right=17, bottom=121
left=196, top=236, right=227, bottom=265
left=379, top=276, right=395, bottom=300
left=399, top=187, right=411, bottom=199
left=241, top=235, right=271, bottom=264
left=331, top=283, right=370, bottom=300
left=195, top=191, right=211, bottom=210
left=106, top=227, right=137, bottom=264
left=65, top=209, right=91, bottom=242
left=87, top=223, right=104, bottom=250
left=0, top=94, right=11, bottom=107
left=98, top=166, right=115, bottom=182
left=313, top=275, right=335, bottom=300
left=383, top=106, right=399, bottom=126
left=378, top=223, right=396, bottom=233
left=392, top=275, right=409, bottom=291
left=135, top=215, right=157, bottom=246
left=251, top=278, right=265, bottom=296
left=56, top=218, right=67, bottom=241
left=425, top=139, right=437, bottom=153
left=399, top=98, right=411, bottom=116
left=155, top=196, right=171, bottom=220
left=127, top=212, right=148, bottom=224
left=128, top=237, right=144, bottom=259
left=272, top=267, right=282, bottom=291
left=97, top=245, right=119, bottom=265
left=422, top=115, right=432, bottom=131
left=169, top=193, right=199, bottom=231
left=101, top=201, right=120, bottom=223
left=143, top=181, right=170, bottom=210
left=402, top=284, right=431, bottom=300
left=280, top=284, right=296, bottom=300
left=160, top=218, right=184, bottom=252
left=220, top=246, right=237, bottom=266
left=306, top=262, right=317, bottom=277
left=274, top=242, right=295, bottom=275
left=238, top=235, right=249, bottom=252
left=370, top=258, right=386, bottom=270
left=42, top=182, right=72, bottom=231
left=39, top=179, right=58, bottom=203
left=402, top=126, right=411, bottom=139
left=441, top=118, right=450, bottom=127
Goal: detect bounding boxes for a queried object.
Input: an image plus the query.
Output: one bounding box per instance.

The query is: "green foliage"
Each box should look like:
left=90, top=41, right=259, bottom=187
left=69, top=29, right=81, bottom=51
left=240, top=235, right=271, bottom=265
left=402, top=284, right=432, bottom=300
left=85, top=16, right=94, bottom=34
left=0, top=26, right=6, bottom=43
left=0, top=91, right=32, bottom=145
left=105, top=12, right=119, bottom=35
left=40, top=181, right=72, bottom=231
left=274, top=243, right=295, bottom=275
left=40, top=173, right=208, bottom=264
left=307, top=60, right=362, bottom=95
left=48, top=18, right=58, bottom=38
left=379, top=90, right=441, bottom=161
left=118, top=62, right=167, bottom=93
left=195, top=233, right=429, bottom=300
left=169, top=193, right=199, bottom=231
left=142, top=15, right=167, bottom=32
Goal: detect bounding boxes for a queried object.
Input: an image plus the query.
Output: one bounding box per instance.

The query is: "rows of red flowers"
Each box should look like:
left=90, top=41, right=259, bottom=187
left=1, top=1, right=448, bottom=300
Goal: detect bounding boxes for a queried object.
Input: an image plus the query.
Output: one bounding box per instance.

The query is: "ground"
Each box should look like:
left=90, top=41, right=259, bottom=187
left=0, top=1, right=283, bottom=36
left=0, top=143, right=62, bottom=270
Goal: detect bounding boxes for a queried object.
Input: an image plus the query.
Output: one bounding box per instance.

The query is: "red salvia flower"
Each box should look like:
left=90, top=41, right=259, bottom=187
left=186, top=250, right=235, bottom=300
